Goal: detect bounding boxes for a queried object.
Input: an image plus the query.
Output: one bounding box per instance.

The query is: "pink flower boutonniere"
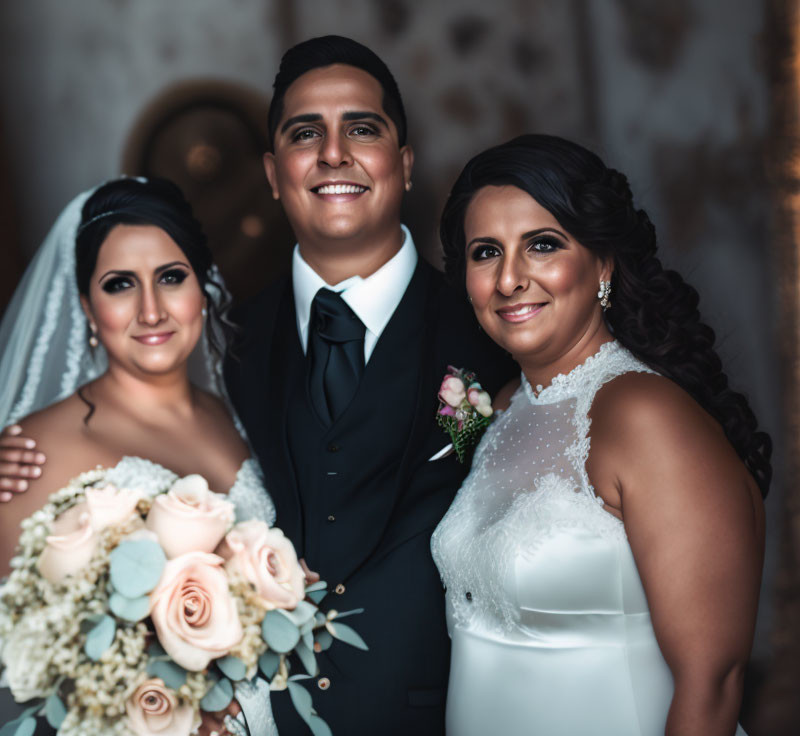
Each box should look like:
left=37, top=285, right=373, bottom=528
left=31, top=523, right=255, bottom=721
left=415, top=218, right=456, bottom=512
left=436, top=366, right=494, bottom=463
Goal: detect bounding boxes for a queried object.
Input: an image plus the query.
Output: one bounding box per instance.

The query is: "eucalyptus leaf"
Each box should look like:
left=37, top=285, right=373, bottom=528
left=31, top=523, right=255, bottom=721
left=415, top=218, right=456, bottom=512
left=146, top=659, right=187, bottom=690
left=294, top=640, right=318, bottom=677
left=302, top=626, right=314, bottom=651
left=287, top=681, right=313, bottom=724
left=0, top=718, right=36, bottom=736
left=44, top=693, right=67, bottom=729
left=0, top=702, right=43, bottom=736
left=308, top=714, right=334, bottom=736
left=200, top=676, right=233, bottom=712
left=307, top=589, right=327, bottom=604
left=330, top=607, right=364, bottom=620
left=109, top=539, right=166, bottom=598
left=284, top=600, right=316, bottom=627
left=217, top=655, right=247, bottom=681
left=79, top=613, right=104, bottom=634
left=327, top=621, right=368, bottom=651
left=109, top=591, right=151, bottom=622
left=84, top=614, right=116, bottom=661
left=288, top=674, right=312, bottom=681
left=147, top=641, right=168, bottom=659
left=258, top=650, right=281, bottom=679
left=314, top=628, right=333, bottom=652
left=261, top=610, right=300, bottom=653
left=304, top=580, right=327, bottom=593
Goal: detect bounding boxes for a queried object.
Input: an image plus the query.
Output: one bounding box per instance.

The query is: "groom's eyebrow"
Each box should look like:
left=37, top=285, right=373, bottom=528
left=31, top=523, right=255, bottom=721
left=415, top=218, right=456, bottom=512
left=280, top=113, right=322, bottom=134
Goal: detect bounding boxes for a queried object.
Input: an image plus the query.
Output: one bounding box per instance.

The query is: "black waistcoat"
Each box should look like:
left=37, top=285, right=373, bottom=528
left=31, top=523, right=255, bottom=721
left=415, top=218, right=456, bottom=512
left=286, top=273, right=424, bottom=579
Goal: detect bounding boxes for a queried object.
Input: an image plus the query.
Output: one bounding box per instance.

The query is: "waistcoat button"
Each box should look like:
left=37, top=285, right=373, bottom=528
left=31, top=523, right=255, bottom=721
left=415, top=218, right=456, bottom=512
left=326, top=443, right=340, bottom=453
left=327, top=514, right=336, bottom=522
left=317, top=677, right=331, bottom=690
left=335, top=583, right=346, bottom=595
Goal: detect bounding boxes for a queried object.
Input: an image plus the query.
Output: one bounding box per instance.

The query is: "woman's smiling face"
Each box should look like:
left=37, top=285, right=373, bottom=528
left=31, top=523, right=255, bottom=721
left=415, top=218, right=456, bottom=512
left=464, top=185, right=611, bottom=366
left=82, top=224, right=206, bottom=379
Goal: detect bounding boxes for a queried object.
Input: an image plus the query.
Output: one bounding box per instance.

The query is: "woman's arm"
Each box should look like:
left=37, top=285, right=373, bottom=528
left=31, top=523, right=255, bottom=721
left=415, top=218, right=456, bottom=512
left=590, top=372, right=764, bottom=736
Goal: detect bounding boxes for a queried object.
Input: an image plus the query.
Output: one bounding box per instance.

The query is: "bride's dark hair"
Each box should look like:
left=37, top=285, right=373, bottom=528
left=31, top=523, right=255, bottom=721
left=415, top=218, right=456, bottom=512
left=440, top=134, right=772, bottom=496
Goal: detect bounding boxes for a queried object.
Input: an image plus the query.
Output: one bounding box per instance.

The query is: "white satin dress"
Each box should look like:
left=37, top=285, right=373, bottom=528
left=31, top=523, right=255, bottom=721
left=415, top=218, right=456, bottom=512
left=431, top=342, right=747, bottom=736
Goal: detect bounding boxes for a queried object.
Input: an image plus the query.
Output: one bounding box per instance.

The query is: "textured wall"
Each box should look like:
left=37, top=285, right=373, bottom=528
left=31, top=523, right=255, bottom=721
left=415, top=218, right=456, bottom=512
left=0, top=0, right=788, bottom=730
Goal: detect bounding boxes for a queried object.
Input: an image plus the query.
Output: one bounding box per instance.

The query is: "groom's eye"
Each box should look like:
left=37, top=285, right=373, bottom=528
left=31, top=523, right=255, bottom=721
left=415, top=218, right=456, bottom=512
left=101, top=277, right=133, bottom=293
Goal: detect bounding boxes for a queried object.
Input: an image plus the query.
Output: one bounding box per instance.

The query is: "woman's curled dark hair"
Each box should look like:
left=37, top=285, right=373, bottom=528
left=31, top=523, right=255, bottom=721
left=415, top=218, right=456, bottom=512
left=440, top=134, right=772, bottom=496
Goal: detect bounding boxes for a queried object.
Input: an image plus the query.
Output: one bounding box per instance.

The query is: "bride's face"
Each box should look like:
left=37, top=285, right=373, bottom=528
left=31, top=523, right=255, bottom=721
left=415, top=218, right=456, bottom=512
left=464, top=185, right=611, bottom=366
left=81, top=224, right=206, bottom=379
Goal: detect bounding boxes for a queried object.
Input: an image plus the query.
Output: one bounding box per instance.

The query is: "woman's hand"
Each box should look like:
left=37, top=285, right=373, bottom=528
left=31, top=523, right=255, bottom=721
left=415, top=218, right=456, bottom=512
left=0, top=425, right=45, bottom=501
left=300, top=557, right=321, bottom=585
left=195, top=699, right=243, bottom=735
left=588, top=372, right=764, bottom=736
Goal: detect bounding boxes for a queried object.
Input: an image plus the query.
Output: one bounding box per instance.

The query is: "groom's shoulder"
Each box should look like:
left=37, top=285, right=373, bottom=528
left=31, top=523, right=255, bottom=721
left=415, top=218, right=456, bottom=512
left=229, top=276, right=290, bottom=330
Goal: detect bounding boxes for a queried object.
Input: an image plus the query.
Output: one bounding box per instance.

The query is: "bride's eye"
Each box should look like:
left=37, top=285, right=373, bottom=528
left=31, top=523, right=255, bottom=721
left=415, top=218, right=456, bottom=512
left=528, top=236, right=563, bottom=255
left=470, top=244, right=501, bottom=261
left=101, top=276, right=133, bottom=294
left=159, top=269, right=189, bottom=286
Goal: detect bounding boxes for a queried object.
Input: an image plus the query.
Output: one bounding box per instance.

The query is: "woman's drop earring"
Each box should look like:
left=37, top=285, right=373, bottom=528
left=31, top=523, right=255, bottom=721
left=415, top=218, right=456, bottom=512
left=597, top=280, right=611, bottom=311
left=201, top=306, right=208, bottom=319
left=88, top=326, right=99, bottom=348
left=405, top=181, right=413, bottom=192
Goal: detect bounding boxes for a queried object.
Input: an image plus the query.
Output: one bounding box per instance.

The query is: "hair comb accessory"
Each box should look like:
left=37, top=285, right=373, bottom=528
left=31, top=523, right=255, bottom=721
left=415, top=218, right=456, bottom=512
left=77, top=210, right=123, bottom=234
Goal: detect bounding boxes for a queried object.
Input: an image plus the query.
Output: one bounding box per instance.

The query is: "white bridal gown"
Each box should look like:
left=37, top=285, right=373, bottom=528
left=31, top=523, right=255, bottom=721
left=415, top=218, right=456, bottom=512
left=431, top=341, right=747, bottom=736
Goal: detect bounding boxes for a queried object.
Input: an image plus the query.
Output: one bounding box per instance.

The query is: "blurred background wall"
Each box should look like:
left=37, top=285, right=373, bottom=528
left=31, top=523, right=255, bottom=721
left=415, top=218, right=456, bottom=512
left=0, top=0, right=796, bottom=731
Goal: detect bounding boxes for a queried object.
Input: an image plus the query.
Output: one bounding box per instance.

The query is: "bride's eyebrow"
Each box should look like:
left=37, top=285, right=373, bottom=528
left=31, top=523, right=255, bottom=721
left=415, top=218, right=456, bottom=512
left=97, top=269, right=136, bottom=282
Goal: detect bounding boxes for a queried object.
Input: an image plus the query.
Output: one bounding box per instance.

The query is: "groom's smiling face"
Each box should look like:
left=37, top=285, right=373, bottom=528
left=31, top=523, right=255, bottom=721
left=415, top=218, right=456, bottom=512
left=264, top=64, right=413, bottom=254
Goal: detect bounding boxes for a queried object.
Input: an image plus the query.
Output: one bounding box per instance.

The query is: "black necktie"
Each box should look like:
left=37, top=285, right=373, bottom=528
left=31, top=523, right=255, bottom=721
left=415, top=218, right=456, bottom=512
left=307, top=288, right=366, bottom=426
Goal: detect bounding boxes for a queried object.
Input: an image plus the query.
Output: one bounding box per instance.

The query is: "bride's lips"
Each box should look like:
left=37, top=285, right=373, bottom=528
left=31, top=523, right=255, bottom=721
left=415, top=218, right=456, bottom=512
left=496, top=302, right=547, bottom=323
left=310, top=180, right=369, bottom=202
left=132, top=331, right=175, bottom=346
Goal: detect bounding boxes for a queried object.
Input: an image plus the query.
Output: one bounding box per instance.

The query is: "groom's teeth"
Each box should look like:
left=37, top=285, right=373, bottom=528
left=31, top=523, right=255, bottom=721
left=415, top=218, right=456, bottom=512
left=316, top=184, right=367, bottom=194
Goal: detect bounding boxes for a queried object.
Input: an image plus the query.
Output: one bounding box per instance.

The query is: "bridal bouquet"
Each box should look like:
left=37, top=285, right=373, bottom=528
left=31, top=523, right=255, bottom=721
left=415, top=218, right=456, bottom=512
left=0, top=469, right=365, bottom=736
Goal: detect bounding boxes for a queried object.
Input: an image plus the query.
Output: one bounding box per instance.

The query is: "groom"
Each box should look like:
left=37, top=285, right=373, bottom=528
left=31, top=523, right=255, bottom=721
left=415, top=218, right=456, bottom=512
left=225, top=36, right=513, bottom=734
left=0, top=36, right=514, bottom=734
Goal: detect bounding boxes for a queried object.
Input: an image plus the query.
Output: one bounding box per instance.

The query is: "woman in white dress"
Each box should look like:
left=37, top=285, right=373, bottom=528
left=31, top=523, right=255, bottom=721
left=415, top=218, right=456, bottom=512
left=0, top=178, right=277, bottom=735
left=431, top=135, right=769, bottom=736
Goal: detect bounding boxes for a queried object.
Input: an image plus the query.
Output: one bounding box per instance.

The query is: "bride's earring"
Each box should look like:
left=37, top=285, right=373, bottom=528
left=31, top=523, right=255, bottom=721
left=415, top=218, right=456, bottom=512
left=597, top=280, right=611, bottom=311
left=201, top=306, right=208, bottom=319
left=88, top=325, right=99, bottom=348
left=405, top=181, right=413, bottom=192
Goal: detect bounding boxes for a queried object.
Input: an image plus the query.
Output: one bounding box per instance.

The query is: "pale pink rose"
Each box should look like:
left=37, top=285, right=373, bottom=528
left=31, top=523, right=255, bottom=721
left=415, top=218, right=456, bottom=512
left=218, top=521, right=305, bottom=610
left=126, top=678, right=198, bottom=736
left=467, top=388, right=493, bottom=418
left=149, top=551, right=242, bottom=671
left=145, top=475, right=234, bottom=558
left=439, top=375, right=466, bottom=408
left=37, top=502, right=97, bottom=583
left=85, top=484, right=143, bottom=531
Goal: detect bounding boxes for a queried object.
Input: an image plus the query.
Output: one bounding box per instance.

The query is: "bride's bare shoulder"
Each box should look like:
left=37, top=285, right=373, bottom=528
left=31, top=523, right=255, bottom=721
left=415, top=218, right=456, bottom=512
left=18, top=392, right=92, bottom=444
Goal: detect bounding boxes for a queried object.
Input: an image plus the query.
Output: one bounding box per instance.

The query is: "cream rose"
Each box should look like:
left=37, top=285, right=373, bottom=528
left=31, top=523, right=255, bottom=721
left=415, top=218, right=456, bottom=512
left=145, top=475, right=235, bottom=558
left=218, top=521, right=305, bottom=610
left=37, top=502, right=97, bottom=584
left=85, top=484, right=143, bottom=531
left=467, top=387, right=493, bottom=418
left=126, top=678, right=198, bottom=736
left=149, top=551, right=242, bottom=670
left=439, top=375, right=466, bottom=408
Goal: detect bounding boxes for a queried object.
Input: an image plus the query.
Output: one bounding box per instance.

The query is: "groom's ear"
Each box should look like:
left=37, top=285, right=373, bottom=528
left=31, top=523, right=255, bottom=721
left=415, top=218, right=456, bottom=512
left=263, top=152, right=280, bottom=201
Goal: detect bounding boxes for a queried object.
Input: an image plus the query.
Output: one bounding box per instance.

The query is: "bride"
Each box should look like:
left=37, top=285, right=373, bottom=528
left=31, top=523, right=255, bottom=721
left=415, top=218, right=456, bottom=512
left=431, top=135, right=769, bottom=735
left=0, top=177, right=276, bottom=735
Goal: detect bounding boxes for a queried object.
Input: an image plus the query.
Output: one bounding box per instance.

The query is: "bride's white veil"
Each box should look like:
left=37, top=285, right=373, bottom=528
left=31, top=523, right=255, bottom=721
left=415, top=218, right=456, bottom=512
left=0, top=181, right=226, bottom=430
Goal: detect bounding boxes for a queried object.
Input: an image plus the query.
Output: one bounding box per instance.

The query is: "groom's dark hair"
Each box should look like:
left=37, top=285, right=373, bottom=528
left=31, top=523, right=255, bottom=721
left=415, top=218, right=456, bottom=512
left=267, top=35, right=407, bottom=151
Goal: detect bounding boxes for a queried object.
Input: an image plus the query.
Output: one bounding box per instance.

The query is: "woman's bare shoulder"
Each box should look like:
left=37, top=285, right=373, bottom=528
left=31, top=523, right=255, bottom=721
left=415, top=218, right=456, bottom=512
left=17, top=393, right=90, bottom=447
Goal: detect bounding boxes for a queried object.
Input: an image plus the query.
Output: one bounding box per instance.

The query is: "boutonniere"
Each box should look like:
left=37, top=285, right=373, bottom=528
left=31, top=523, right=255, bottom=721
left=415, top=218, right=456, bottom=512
left=436, top=366, right=494, bottom=463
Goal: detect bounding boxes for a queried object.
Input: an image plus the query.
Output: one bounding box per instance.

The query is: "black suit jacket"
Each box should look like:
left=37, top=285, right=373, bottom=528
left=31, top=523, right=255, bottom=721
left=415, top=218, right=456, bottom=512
left=225, top=259, right=515, bottom=735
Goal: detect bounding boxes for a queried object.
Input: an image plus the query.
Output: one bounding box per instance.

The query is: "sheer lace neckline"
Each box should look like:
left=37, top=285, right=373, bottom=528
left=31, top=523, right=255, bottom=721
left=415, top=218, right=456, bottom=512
left=520, top=340, right=621, bottom=405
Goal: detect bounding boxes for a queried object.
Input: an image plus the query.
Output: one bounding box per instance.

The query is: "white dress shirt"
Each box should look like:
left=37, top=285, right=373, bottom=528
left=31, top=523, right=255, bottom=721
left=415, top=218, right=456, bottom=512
left=292, top=225, right=419, bottom=363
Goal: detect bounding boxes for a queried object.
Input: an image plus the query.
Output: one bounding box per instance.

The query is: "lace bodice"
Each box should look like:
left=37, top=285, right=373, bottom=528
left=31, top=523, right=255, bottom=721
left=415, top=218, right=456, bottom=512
left=104, top=456, right=275, bottom=526
left=431, top=341, right=655, bottom=635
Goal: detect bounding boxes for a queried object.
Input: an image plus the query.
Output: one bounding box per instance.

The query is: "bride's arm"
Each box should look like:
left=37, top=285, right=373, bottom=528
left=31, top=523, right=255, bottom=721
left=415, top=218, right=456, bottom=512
left=590, top=373, right=763, bottom=736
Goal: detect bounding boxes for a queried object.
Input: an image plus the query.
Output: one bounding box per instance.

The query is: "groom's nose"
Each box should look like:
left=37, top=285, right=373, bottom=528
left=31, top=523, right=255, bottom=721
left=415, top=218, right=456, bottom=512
left=318, top=130, right=353, bottom=169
